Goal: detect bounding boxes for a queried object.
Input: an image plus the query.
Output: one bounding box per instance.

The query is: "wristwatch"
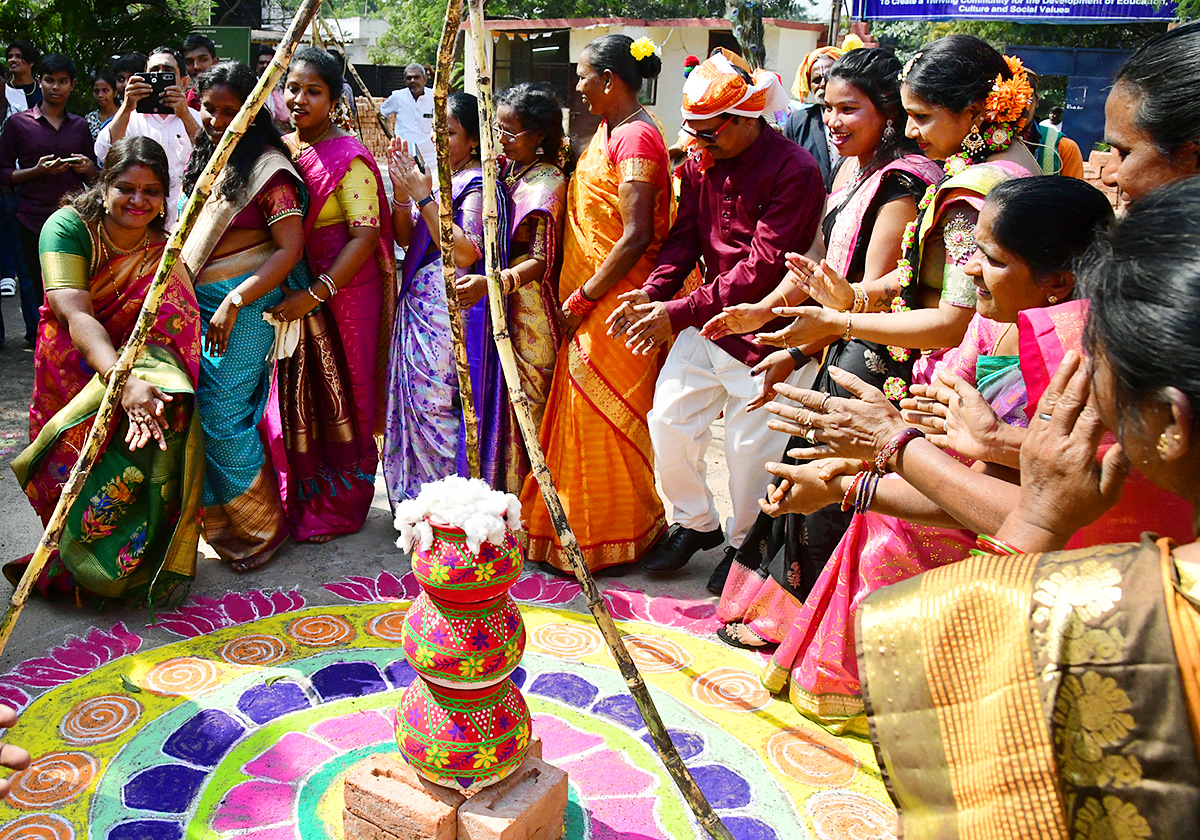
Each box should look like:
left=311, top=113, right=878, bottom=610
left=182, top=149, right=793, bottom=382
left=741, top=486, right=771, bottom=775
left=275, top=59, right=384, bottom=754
left=229, top=291, right=243, bottom=308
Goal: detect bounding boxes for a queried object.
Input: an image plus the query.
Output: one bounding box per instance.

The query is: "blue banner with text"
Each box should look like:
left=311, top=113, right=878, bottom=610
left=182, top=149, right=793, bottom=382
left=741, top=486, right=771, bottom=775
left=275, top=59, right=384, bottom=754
left=852, top=0, right=1176, bottom=21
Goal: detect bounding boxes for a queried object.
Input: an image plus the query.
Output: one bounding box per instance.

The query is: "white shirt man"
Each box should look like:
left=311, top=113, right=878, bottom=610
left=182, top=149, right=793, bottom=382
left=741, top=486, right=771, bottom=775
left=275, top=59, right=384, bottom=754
left=95, top=49, right=200, bottom=228
left=380, top=63, right=435, bottom=169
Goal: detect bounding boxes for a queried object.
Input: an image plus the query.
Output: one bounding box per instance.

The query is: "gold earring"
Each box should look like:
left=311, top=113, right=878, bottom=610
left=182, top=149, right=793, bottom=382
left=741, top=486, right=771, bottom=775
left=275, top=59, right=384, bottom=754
left=159, top=205, right=166, bottom=219
left=103, top=199, right=110, bottom=214
left=1158, top=432, right=1170, bottom=456
left=1047, top=295, right=1058, bottom=304
left=962, top=125, right=985, bottom=155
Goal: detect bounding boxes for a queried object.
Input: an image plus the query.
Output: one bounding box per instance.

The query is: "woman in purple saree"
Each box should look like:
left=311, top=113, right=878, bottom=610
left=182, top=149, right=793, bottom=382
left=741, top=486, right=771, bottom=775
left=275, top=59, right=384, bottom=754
left=265, top=46, right=395, bottom=543
left=384, top=93, right=515, bottom=505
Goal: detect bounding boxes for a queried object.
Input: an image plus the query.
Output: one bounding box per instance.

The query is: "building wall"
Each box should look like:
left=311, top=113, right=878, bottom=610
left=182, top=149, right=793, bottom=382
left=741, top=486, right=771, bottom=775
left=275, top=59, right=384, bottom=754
left=468, top=22, right=821, bottom=144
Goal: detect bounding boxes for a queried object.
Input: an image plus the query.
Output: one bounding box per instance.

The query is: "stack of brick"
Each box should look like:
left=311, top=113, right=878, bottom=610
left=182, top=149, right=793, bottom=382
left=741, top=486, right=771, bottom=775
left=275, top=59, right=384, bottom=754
left=344, top=736, right=567, bottom=840
left=355, top=97, right=392, bottom=161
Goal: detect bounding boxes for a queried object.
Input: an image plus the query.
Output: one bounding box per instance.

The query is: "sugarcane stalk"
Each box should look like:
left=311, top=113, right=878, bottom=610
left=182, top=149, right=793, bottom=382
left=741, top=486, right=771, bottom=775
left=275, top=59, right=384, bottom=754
left=318, top=16, right=394, bottom=141
left=0, top=0, right=327, bottom=655
left=463, top=4, right=733, bottom=838
left=434, top=0, right=480, bottom=479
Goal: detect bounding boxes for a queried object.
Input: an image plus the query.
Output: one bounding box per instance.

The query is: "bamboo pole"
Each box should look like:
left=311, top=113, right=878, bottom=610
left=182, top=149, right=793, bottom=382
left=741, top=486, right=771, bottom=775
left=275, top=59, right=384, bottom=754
left=0, top=0, right=327, bottom=655
left=319, top=17, right=394, bottom=141
left=433, top=0, right=480, bottom=479
left=463, top=4, right=733, bottom=838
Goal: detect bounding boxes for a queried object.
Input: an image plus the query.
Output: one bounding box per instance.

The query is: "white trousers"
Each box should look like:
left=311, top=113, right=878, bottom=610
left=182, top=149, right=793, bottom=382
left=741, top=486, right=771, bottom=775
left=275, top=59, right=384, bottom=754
left=648, top=328, right=816, bottom=548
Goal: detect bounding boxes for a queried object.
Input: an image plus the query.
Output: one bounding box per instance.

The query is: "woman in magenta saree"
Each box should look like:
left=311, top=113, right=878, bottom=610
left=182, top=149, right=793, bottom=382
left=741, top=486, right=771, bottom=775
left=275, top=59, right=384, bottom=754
left=266, top=46, right=395, bottom=543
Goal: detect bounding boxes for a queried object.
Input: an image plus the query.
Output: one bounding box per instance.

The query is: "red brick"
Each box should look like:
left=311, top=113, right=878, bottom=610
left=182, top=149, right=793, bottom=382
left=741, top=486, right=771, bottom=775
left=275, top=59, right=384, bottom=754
left=345, top=754, right=465, bottom=840
left=344, top=810, right=399, bottom=840
left=457, top=756, right=568, bottom=840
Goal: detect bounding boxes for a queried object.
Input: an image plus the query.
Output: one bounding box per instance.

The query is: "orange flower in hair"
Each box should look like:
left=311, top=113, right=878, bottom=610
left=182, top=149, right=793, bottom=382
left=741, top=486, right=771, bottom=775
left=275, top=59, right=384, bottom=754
left=984, top=56, right=1033, bottom=126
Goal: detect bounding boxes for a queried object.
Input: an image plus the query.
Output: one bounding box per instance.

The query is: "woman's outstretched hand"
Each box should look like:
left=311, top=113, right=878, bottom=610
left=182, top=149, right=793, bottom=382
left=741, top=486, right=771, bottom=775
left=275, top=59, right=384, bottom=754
left=754, top=306, right=836, bottom=348
left=784, top=253, right=854, bottom=311
left=701, top=301, right=776, bottom=341
left=766, top=367, right=905, bottom=462
left=902, top=370, right=1022, bottom=466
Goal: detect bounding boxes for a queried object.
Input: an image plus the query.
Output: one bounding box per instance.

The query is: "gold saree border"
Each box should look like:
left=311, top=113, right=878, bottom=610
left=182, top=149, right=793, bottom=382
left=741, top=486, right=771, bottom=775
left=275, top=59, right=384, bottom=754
left=1162, top=537, right=1200, bottom=769
left=858, top=570, right=959, bottom=840
left=860, top=552, right=1069, bottom=840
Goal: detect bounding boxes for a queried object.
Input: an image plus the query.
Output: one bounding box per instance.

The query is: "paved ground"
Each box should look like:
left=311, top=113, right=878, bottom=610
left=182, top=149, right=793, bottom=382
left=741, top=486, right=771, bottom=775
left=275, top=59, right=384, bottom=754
left=0, top=291, right=739, bottom=674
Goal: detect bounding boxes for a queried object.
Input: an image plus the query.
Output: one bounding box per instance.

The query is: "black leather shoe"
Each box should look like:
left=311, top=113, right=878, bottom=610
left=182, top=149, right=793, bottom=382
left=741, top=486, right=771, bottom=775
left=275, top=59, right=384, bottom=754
left=706, top=546, right=737, bottom=596
left=639, top=523, right=724, bottom=576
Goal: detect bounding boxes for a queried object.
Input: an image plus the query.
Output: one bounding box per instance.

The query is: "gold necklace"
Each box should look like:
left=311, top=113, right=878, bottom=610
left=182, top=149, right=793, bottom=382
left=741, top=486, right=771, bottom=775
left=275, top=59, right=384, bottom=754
left=610, top=106, right=644, bottom=130
left=295, top=121, right=333, bottom=152
left=504, top=160, right=538, bottom=187
left=99, top=219, right=150, bottom=257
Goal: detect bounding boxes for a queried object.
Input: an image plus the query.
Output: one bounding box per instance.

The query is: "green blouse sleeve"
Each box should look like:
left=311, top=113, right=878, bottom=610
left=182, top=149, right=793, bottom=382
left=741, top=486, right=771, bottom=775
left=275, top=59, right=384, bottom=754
left=39, top=208, right=93, bottom=291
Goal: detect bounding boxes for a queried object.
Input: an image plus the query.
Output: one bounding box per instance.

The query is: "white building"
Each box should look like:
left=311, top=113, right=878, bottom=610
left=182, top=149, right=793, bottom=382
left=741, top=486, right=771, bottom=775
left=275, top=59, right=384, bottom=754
left=465, top=17, right=826, bottom=146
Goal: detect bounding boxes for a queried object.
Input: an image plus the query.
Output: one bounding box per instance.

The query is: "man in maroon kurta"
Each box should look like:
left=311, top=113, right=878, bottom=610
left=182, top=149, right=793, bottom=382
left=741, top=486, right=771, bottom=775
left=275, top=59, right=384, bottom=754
left=609, top=49, right=824, bottom=586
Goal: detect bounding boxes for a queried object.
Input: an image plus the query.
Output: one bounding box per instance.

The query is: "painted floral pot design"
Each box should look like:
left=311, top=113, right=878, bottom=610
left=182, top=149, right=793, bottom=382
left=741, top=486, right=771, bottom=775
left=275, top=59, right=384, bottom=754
left=393, top=478, right=533, bottom=794
left=401, top=590, right=525, bottom=689
left=396, top=675, right=531, bottom=794
left=411, top=521, right=524, bottom=603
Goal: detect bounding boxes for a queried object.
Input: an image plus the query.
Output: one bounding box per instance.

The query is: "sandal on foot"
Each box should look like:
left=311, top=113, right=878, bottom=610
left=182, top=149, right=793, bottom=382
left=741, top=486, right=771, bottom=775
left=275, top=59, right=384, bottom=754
left=717, top=623, right=772, bottom=650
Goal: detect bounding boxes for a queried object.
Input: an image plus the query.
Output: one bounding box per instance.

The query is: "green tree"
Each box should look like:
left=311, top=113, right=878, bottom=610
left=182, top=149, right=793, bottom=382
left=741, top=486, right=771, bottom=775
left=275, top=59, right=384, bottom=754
left=0, top=0, right=199, bottom=112
left=372, top=0, right=807, bottom=67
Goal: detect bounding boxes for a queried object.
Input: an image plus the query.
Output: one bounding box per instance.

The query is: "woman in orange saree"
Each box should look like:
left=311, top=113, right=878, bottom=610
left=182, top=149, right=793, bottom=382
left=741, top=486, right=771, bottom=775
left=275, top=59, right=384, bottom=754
left=519, top=34, right=674, bottom=575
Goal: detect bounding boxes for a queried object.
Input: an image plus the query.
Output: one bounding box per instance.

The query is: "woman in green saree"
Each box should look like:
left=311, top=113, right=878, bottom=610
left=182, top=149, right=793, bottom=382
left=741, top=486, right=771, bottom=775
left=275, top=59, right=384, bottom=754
left=7, top=136, right=204, bottom=607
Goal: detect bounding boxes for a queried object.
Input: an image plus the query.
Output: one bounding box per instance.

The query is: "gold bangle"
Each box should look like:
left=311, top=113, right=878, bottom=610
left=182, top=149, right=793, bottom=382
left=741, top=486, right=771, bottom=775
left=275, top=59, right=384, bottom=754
left=843, top=311, right=853, bottom=341
left=851, top=284, right=867, bottom=313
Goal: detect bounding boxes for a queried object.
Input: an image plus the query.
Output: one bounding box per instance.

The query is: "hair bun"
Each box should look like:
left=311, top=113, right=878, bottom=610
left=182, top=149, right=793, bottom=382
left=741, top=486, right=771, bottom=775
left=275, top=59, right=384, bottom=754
left=636, top=53, right=662, bottom=80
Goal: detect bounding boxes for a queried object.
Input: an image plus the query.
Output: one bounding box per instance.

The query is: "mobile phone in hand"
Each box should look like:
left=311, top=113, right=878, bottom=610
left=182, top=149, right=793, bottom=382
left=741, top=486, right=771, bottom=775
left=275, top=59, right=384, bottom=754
left=135, top=71, right=176, bottom=115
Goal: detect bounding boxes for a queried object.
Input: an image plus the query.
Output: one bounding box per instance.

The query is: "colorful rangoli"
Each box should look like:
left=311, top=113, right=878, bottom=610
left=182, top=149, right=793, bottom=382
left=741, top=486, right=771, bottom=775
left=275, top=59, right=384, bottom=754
left=0, top=571, right=897, bottom=840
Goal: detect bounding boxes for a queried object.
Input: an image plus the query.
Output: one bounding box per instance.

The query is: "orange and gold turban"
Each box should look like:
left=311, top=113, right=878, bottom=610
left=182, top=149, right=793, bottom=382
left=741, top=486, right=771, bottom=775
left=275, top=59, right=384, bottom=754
left=681, top=48, right=789, bottom=121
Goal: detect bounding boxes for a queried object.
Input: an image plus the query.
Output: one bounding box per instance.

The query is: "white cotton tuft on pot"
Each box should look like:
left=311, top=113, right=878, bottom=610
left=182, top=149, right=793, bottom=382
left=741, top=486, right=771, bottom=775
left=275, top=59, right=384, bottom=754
left=393, top=476, right=523, bottom=554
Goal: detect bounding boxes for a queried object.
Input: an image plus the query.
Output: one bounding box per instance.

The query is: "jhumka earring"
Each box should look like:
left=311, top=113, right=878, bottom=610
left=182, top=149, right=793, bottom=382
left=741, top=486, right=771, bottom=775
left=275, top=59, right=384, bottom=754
left=882, top=119, right=895, bottom=143
left=1158, top=433, right=1170, bottom=456
left=962, top=125, right=985, bottom=155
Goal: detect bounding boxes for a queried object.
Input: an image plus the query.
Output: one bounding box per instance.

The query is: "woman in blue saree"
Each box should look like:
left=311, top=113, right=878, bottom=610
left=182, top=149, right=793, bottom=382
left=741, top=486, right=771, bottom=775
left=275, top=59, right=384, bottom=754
left=180, top=61, right=304, bottom=571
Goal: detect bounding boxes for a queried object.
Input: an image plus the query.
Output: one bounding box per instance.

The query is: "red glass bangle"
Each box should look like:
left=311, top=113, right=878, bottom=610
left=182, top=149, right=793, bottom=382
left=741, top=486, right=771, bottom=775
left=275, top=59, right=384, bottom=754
left=975, top=534, right=1023, bottom=556
left=564, top=288, right=597, bottom=316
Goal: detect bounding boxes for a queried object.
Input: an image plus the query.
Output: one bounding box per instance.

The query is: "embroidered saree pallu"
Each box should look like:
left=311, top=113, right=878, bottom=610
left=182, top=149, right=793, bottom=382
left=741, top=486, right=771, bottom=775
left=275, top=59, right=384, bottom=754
left=859, top=536, right=1200, bottom=839
left=9, top=208, right=202, bottom=605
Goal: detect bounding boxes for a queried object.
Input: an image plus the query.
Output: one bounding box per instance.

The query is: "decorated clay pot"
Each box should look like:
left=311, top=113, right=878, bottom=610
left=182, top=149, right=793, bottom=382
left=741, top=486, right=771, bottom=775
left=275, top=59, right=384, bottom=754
left=411, top=521, right=524, bottom=603
left=396, top=676, right=531, bottom=794
left=402, top=590, right=525, bottom=689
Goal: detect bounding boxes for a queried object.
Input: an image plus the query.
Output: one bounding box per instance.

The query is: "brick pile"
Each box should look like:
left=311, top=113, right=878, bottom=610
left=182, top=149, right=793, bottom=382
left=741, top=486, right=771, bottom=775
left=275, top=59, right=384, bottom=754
left=343, top=736, right=568, bottom=840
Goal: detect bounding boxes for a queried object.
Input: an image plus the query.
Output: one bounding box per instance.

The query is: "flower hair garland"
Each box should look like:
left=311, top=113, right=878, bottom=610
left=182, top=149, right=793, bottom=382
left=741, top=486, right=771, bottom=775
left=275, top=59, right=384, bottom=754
left=982, top=55, right=1033, bottom=147
left=630, top=37, right=659, bottom=61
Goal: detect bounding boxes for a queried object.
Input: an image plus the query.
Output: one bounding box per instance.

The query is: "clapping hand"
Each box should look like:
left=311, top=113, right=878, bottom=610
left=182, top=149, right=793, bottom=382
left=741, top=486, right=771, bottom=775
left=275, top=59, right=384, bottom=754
left=901, top=370, right=1019, bottom=465
left=388, top=138, right=432, bottom=202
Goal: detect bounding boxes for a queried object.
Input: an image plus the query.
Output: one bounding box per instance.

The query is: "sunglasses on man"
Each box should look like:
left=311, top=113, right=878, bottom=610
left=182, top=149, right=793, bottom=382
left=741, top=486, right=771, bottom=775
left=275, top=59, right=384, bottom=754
left=680, top=114, right=736, bottom=144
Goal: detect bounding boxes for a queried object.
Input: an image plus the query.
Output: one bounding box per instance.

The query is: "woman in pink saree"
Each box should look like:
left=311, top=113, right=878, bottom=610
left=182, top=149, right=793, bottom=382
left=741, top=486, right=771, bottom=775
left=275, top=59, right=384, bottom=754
left=265, top=46, right=395, bottom=543
left=757, top=177, right=1115, bottom=733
